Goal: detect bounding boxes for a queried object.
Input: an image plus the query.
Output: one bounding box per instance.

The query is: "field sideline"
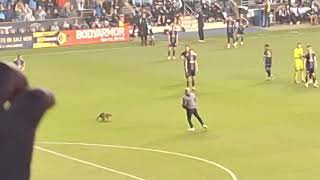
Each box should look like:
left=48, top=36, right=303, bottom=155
left=1, top=28, right=320, bottom=180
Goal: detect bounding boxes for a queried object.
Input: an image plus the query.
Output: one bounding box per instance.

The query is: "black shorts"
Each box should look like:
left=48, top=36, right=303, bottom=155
left=237, top=29, right=244, bottom=34
left=169, top=42, right=176, bottom=47
left=227, top=32, right=234, bottom=38
left=307, top=68, right=315, bottom=74
left=186, top=70, right=196, bottom=77
left=265, top=64, right=272, bottom=70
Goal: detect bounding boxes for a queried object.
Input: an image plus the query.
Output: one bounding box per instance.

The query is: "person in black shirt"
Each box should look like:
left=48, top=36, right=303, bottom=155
left=167, top=24, right=178, bottom=60
left=263, top=44, right=273, bottom=80
left=184, top=49, right=198, bottom=90
left=132, top=7, right=141, bottom=37
left=197, top=12, right=205, bottom=42
left=304, top=46, right=319, bottom=88
left=139, top=13, right=149, bottom=46
left=235, top=14, right=249, bottom=46
left=226, top=16, right=237, bottom=48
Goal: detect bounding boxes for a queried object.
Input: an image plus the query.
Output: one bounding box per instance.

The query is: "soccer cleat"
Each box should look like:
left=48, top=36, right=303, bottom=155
left=305, top=83, right=309, bottom=88
left=192, top=87, right=196, bottom=91
left=188, top=128, right=195, bottom=132
left=295, top=80, right=300, bottom=84
left=168, top=56, right=171, bottom=60
left=270, top=75, right=275, bottom=80
left=172, top=56, right=176, bottom=60
left=227, top=44, right=231, bottom=49
left=314, top=83, right=319, bottom=88
left=233, top=43, right=238, bottom=48
left=202, top=124, right=208, bottom=129
left=240, top=42, right=244, bottom=46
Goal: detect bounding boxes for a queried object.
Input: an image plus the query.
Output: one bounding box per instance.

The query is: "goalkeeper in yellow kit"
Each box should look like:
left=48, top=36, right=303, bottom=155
left=293, top=43, right=305, bottom=84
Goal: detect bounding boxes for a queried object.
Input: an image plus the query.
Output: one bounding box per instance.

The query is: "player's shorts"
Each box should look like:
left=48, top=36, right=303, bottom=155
left=237, top=28, right=245, bottom=35
left=306, top=68, right=315, bottom=74
left=265, top=64, right=272, bottom=70
left=169, top=42, right=176, bottom=47
left=227, top=32, right=234, bottom=38
left=186, top=70, right=196, bottom=77
left=294, top=59, right=304, bottom=71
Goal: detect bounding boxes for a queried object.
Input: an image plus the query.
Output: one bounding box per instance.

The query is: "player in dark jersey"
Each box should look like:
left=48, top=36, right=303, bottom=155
left=13, top=54, right=25, bottom=71
left=263, top=44, right=273, bottom=80
left=184, top=49, right=198, bottom=90
left=235, top=14, right=249, bottom=46
left=167, top=24, right=179, bottom=60
left=304, top=46, right=318, bottom=88
left=180, top=45, right=190, bottom=61
left=139, top=13, right=149, bottom=46
left=226, top=16, right=237, bottom=48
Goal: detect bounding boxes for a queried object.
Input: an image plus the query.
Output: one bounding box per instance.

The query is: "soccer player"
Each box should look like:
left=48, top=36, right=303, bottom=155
left=184, top=49, right=198, bottom=90
left=304, top=45, right=319, bottom=88
left=226, top=16, right=237, bottom=48
left=182, top=88, right=207, bottom=131
left=167, top=24, right=178, bottom=60
left=263, top=44, right=273, bottom=80
left=293, top=43, right=305, bottom=84
left=235, top=14, right=249, bottom=46
left=139, top=13, right=149, bottom=46
left=13, top=54, right=25, bottom=71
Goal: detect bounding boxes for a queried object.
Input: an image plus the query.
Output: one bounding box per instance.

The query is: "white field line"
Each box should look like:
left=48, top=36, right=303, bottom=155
left=34, top=146, right=146, bottom=180
left=36, top=142, right=238, bottom=180
left=0, top=33, right=304, bottom=60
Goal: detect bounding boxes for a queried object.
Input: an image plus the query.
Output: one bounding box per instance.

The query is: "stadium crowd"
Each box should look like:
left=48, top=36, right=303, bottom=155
left=0, top=0, right=122, bottom=22
left=277, top=0, right=319, bottom=25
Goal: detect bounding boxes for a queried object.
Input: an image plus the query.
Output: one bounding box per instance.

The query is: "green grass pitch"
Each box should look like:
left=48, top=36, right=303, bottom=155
left=2, top=28, right=320, bottom=180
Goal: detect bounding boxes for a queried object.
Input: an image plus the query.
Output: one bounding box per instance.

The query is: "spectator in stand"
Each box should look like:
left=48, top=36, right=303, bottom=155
left=102, top=20, right=110, bottom=28
left=15, top=0, right=25, bottom=21
left=95, top=3, right=103, bottom=17
left=50, top=21, right=60, bottom=31
left=28, top=0, right=37, bottom=11
left=0, top=4, right=5, bottom=22
left=25, top=4, right=35, bottom=21
left=72, top=18, right=81, bottom=29
left=77, top=0, right=85, bottom=11
left=102, top=0, right=112, bottom=15
left=61, top=20, right=70, bottom=30
left=279, top=7, right=288, bottom=24
left=53, top=8, right=60, bottom=18
left=5, top=5, right=15, bottom=22
left=308, top=2, right=318, bottom=25
left=38, top=0, right=47, bottom=10
left=118, top=14, right=125, bottom=26
left=91, top=18, right=102, bottom=28
left=109, top=13, right=119, bottom=27
left=69, top=4, right=78, bottom=17
left=46, top=8, right=53, bottom=19
left=81, top=20, right=90, bottom=29
left=36, top=6, right=47, bottom=21
left=47, top=0, right=55, bottom=13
